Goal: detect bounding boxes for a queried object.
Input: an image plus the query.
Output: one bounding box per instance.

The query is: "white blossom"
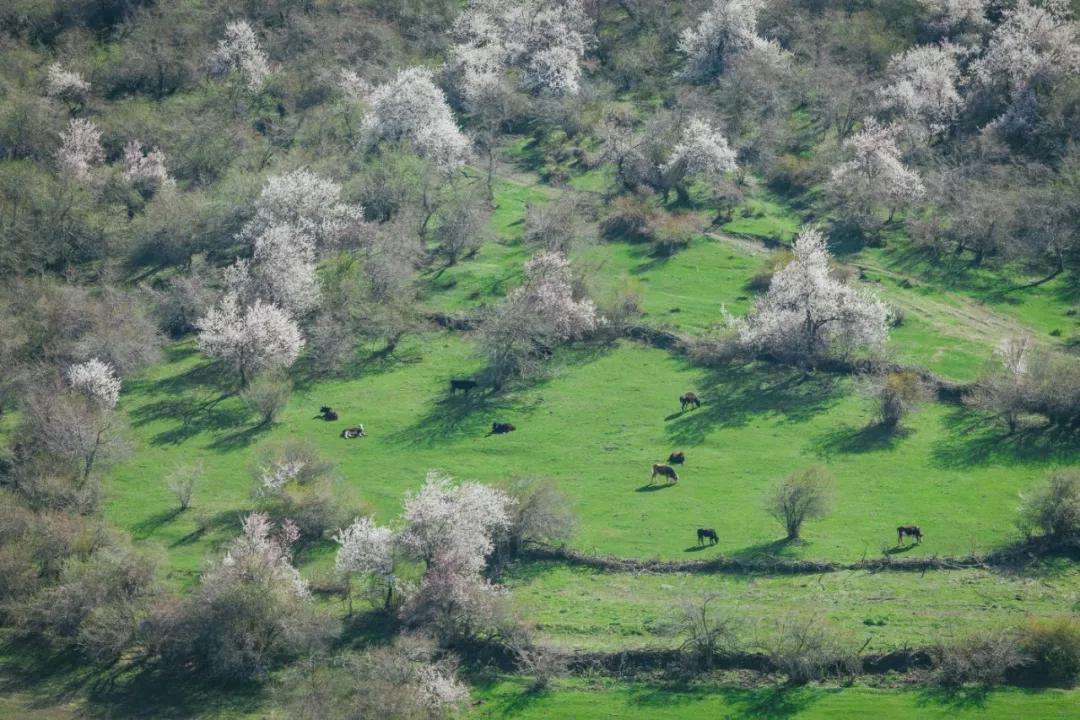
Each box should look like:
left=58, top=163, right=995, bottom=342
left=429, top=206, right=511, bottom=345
left=122, top=140, right=172, bottom=193
left=259, top=458, right=307, bottom=494
left=209, top=20, right=270, bottom=91
left=196, top=294, right=305, bottom=382
left=338, top=68, right=371, bottom=103
left=241, top=169, right=363, bottom=248
left=921, top=0, right=987, bottom=31
left=664, top=117, right=738, bottom=183
left=517, top=251, right=598, bottom=341
left=450, top=0, right=589, bottom=98
left=880, top=43, right=964, bottom=135
left=251, top=224, right=321, bottom=315
left=828, top=119, right=925, bottom=221
left=738, top=228, right=888, bottom=361
left=398, top=471, right=513, bottom=575
left=678, top=0, right=767, bottom=81
left=334, top=516, right=396, bottom=582
left=970, top=0, right=1079, bottom=131
left=45, top=63, right=90, bottom=104
left=362, top=67, right=471, bottom=171
left=57, top=118, right=104, bottom=182
left=210, top=513, right=307, bottom=599
left=413, top=663, right=470, bottom=711
left=66, top=358, right=121, bottom=409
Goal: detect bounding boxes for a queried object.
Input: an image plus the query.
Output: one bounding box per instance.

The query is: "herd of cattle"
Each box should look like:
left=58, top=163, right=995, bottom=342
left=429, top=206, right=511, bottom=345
left=316, top=384, right=924, bottom=549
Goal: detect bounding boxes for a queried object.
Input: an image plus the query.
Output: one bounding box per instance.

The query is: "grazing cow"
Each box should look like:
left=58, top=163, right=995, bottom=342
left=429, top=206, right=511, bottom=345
left=897, top=525, right=923, bottom=545
left=697, top=528, right=718, bottom=546
left=341, top=426, right=366, bottom=439
left=450, top=379, right=478, bottom=394
left=651, top=463, right=678, bottom=484
left=491, top=422, right=516, bottom=435
left=668, top=451, right=685, bottom=465
left=319, top=406, right=338, bottom=421
left=680, top=392, right=701, bottom=411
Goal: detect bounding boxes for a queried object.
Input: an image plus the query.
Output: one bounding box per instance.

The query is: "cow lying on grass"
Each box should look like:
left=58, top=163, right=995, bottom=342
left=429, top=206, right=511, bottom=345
left=341, top=426, right=365, bottom=439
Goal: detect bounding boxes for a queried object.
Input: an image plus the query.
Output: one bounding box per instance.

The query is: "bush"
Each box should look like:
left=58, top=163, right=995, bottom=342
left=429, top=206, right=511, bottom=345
left=766, top=615, right=859, bottom=684
left=252, top=440, right=352, bottom=541
left=1020, top=617, right=1080, bottom=684
left=498, top=477, right=577, bottom=557
left=931, top=631, right=1026, bottom=687
left=523, top=198, right=586, bottom=254
left=241, top=372, right=293, bottom=426
left=765, top=467, right=833, bottom=540
left=1017, top=470, right=1080, bottom=540
left=863, top=370, right=930, bottom=429
left=600, top=193, right=655, bottom=243
left=647, top=213, right=702, bottom=256
left=165, top=463, right=202, bottom=512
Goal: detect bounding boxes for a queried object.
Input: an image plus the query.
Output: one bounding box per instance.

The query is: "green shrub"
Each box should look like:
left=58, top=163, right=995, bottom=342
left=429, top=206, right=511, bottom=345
left=1020, top=617, right=1080, bottom=684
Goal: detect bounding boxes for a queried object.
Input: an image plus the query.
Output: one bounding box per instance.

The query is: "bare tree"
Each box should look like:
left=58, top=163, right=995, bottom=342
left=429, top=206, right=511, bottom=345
left=765, top=467, right=833, bottom=540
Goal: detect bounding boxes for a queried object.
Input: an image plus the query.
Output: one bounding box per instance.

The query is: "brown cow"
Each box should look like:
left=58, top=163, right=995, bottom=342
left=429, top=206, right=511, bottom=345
left=651, top=463, right=679, bottom=484
left=680, top=392, right=701, bottom=411
left=897, top=525, right=923, bottom=545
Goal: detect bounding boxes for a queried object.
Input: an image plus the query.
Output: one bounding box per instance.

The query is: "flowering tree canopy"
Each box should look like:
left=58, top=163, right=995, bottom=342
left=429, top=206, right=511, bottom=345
left=678, top=0, right=768, bottom=81
left=970, top=0, right=1080, bottom=132
left=920, top=0, right=987, bottom=32
left=250, top=225, right=321, bottom=315
left=738, top=228, right=888, bottom=362
left=66, top=358, right=121, bottom=409
left=450, top=0, right=589, bottom=98
left=57, top=118, right=104, bottom=182
left=398, top=471, right=514, bottom=574
left=209, top=20, right=270, bottom=91
left=241, top=169, right=363, bottom=249
left=45, top=63, right=90, bottom=105
left=361, top=67, right=470, bottom=171
left=335, top=516, right=396, bottom=584
left=122, top=140, right=172, bottom=194
left=879, top=43, right=964, bottom=135
left=664, top=117, right=738, bottom=184
left=828, top=119, right=925, bottom=224
left=196, top=294, right=305, bottom=383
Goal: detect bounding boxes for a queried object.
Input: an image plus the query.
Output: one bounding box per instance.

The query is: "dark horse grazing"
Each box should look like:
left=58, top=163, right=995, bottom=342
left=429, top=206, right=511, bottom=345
left=651, top=463, right=678, bottom=484
left=491, top=422, right=516, bottom=434
left=897, top=525, right=923, bottom=545
left=450, top=379, right=478, bottom=394
left=668, top=451, right=685, bottom=464
left=697, top=528, right=718, bottom=546
left=319, top=406, right=338, bottom=421
left=680, top=392, right=701, bottom=411
left=341, top=426, right=366, bottom=439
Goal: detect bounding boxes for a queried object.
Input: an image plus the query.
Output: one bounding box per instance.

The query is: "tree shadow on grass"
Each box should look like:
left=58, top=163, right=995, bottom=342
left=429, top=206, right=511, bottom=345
left=930, top=408, right=1080, bottom=469
left=665, top=363, right=843, bottom=447
left=729, top=537, right=800, bottom=560
left=206, top=420, right=274, bottom=453
left=627, top=682, right=819, bottom=718
left=386, top=385, right=542, bottom=448
left=129, top=507, right=183, bottom=540
left=809, top=422, right=911, bottom=458
left=914, top=685, right=992, bottom=712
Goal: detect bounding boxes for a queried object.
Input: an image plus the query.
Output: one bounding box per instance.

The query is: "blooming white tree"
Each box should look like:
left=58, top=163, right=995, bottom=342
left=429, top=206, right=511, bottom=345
left=362, top=67, right=471, bottom=171
left=195, top=294, right=305, bottom=384
left=450, top=0, right=589, bottom=98
left=45, top=63, right=90, bottom=105
left=240, top=169, right=363, bottom=249
left=210, top=512, right=308, bottom=599
left=398, top=471, right=514, bottom=574
left=122, top=140, right=172, bottom=194
left=678, top=0, right=767, bottom=81
left=335, top=516, right=398, bottom=609
left=828, top=119, right=926, bottom=227
left=737, top=228, right=888, bottom=363
left=970, top=0, right=1080, bottom=132
left=209, top=20, right=270, bottom=91
left=57, top=118, right=104, bottom=182
left=250, top=225, right=321, bottom=315
left=66, top=358, right=121, bottom=409
left=879, top=43, right=964, bottom=136
left=663, top=117, right=737, bottom=202
left=480, top=251, right=599, bottom=382
left=920, top=0, right=987, bottom=32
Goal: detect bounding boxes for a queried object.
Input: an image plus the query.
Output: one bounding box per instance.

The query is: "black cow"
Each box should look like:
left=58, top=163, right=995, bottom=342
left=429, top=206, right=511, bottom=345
left=697, top=528, right=718, bottom=546
left=897, top=525, right=923, bottom=545
left=450, top=379, right=478, bottom=394
left=491, top=422, right=516, bottom=435
left=668, top=451, right=685, bottom=464
left=319, top=406, right=339, bottom=421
